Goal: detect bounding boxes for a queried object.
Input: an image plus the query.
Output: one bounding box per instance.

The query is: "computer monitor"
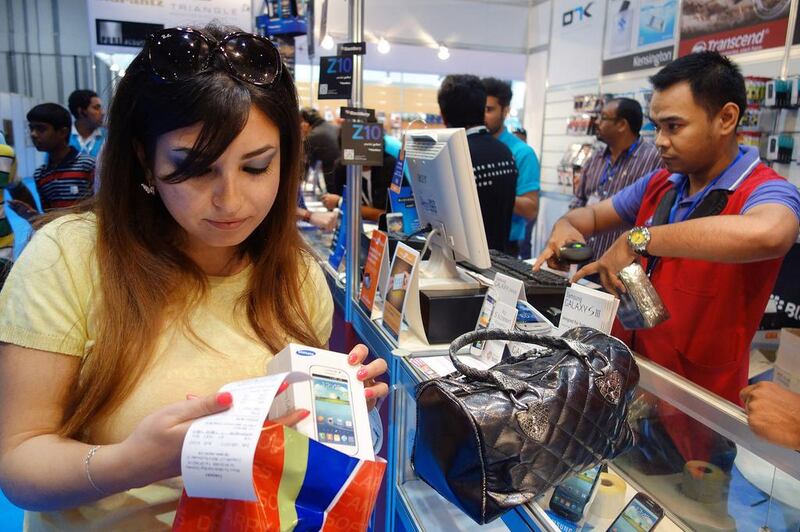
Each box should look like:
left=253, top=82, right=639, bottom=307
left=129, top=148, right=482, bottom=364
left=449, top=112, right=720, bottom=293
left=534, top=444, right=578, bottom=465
left=404, top=128, right=491, bottom=284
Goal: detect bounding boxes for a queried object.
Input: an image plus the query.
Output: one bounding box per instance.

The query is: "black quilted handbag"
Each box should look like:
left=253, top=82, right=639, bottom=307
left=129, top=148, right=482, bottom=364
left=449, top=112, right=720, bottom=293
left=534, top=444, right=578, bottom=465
left=412, top=327, right=639, bottom=524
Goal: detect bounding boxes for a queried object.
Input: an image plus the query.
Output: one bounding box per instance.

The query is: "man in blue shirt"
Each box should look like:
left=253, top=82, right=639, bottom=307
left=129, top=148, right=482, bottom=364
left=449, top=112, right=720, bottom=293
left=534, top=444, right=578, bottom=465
left=67, top=90, right=106, bottom=159
left=483, top=78, right=540, bottom=258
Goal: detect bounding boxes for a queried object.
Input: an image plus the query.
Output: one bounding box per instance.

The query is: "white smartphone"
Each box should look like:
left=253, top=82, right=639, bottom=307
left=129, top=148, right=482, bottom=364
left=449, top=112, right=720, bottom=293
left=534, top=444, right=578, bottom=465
left=310, top=366, right=358, bottom=455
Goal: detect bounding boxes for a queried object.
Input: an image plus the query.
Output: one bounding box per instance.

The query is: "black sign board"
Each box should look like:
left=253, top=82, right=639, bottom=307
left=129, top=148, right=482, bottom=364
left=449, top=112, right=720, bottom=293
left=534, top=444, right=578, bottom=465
left=337, top=42, right=367, bottom=55
left=96, top=19, right=164, bottom=48
left=341, top=121, right=384, bottom=166
left=318, top=56, right=353, bottom=99
left=340, top=106, right=376, bottom=122
left=601, top=46, right=674, bottom=76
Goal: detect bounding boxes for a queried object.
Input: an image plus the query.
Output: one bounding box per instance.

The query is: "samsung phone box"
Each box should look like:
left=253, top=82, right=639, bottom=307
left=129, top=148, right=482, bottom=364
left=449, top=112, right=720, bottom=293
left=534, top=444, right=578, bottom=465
left=267, top=344, right=374, bottom=461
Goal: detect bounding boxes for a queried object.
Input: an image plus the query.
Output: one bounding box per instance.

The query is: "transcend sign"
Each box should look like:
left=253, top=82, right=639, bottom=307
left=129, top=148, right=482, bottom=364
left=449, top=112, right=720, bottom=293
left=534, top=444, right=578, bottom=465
left=691, top=28, right=769, bottom=53
left=679, top=19, right=789, bottom=58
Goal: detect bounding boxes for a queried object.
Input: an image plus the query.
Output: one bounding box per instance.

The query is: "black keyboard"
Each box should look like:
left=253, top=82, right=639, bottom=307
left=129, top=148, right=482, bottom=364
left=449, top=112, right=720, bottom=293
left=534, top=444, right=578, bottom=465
left=460, top=250, right=569, bottom=326
left=486, top=249, right=570, bottom=288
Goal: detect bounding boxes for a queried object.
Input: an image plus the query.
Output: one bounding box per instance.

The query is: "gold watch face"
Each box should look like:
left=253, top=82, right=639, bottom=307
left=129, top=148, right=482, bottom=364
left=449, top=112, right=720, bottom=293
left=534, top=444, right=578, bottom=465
left=629, top=231, right=647, bottom=246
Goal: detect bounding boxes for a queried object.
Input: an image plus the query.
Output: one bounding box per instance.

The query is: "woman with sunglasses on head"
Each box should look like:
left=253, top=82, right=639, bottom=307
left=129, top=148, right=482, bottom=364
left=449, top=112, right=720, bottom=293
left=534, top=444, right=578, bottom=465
left=0, top=25, right=388, bottom=530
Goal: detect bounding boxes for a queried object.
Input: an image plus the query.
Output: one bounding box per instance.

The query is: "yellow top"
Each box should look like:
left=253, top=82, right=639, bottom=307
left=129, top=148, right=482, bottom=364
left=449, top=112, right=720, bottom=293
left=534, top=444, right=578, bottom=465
left=0, top=213, right=334, bottom=531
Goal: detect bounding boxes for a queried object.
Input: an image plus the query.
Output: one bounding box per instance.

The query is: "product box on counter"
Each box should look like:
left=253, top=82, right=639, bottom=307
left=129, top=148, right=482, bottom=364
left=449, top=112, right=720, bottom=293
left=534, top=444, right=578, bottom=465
left=267, top=344, right=374, bottom=461
left=774, top=328, right=800, bottom=393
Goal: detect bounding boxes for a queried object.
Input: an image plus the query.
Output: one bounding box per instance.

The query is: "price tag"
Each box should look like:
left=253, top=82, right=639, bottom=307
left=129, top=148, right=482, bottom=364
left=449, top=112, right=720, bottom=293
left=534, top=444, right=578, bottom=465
left=341, top=121, right=384, bottom=166
left=318, top=55, right=353, bottom=99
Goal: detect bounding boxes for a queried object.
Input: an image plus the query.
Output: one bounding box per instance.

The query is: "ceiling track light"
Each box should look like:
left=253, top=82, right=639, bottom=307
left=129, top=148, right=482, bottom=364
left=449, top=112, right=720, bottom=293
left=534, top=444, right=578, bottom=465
left=321, top=34, right=335, bottom=50
left=437, top=44, right=450, bottom=61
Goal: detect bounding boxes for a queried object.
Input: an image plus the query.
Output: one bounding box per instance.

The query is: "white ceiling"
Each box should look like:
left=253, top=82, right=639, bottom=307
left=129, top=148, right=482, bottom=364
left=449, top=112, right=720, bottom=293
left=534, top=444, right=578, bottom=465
left=317, top=0, right=535, bottom=53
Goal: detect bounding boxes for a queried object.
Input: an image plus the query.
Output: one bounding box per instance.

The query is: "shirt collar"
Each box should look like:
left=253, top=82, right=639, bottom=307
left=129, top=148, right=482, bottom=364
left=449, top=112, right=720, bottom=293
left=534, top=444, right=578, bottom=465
left=666, top=145, right=760, bottom=199
left=498, top=127, right=514, bottom=142
left=603, top=137, right=641, bottom=160
left=465, top=125, right=488, bottom=136
left=71, top=125, right=103, bottom=142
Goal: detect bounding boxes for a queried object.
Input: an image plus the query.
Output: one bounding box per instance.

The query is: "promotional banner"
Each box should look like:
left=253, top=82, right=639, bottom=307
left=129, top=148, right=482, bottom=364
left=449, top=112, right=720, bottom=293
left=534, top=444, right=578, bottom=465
left=87, top=0, right=252, bottom=55
left=602, top=0, right=677, bottom=75
left=548, top=0, right=608, bottom=86
left=678, top=0, right=791, bottom=57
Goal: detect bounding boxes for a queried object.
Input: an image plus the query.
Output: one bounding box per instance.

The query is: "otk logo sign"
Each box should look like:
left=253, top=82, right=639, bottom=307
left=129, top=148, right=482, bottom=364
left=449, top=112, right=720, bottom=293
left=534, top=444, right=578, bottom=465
left=562, top=2, right=594, bottom=26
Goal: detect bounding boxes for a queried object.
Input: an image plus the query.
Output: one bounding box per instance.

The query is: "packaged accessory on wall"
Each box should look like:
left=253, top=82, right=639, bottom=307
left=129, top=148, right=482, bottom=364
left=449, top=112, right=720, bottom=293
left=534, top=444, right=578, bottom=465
left=412, top=327, right=639, bottom=524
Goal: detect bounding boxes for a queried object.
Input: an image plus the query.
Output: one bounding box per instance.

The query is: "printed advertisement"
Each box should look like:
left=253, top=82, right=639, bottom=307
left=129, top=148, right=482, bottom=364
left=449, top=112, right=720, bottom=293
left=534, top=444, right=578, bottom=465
left=87, top=0, right=252, bottom=54
left=548, top=0, right=608, bottom=86
left=678, top=0, right=791, bottom=57
left=382, top=243, right=419, bottom=340
left=359, top=231, right=388, bottom=312
left=602, top=0, right=677, bottom=75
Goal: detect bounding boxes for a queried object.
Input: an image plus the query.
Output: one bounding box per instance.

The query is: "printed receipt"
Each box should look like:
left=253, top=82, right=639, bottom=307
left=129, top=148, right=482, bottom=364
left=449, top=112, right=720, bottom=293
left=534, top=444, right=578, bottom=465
left=181, top=372, right=308, bottom=500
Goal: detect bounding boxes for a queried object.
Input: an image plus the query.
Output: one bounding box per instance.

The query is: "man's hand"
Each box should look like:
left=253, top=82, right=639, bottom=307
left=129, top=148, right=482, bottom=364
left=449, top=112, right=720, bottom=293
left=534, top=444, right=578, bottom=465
left=740, top=382, right=800, bottom=450
left=320, top=194, right=341, bottom=211
left=572, top=233, right=635, bottom=296
left=532, top=219, right=586, bottom=272
left=309, top=210, right=338, bottom=232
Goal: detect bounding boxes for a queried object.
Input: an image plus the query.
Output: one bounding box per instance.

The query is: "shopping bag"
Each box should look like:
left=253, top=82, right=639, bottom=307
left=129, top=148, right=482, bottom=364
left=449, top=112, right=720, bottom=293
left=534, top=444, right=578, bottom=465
left=173, top=421, right=386, bottom=531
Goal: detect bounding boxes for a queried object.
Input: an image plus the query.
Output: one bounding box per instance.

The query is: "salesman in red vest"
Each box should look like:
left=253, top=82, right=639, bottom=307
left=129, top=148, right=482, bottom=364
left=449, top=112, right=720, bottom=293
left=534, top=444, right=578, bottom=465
left=534, top=51, right=800, bottom=407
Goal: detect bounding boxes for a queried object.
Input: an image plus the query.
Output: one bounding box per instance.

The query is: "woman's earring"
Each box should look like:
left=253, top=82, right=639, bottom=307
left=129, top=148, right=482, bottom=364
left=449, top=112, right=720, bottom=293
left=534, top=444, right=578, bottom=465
left=141, top=183, right=156, bottom=195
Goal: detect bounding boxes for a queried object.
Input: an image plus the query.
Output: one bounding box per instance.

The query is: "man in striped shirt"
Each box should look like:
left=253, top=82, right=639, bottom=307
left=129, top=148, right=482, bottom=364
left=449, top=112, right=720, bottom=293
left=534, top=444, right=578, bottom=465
left=569, top=98, right=662, bottom=259
left=27, top=103, right=95, bottom=211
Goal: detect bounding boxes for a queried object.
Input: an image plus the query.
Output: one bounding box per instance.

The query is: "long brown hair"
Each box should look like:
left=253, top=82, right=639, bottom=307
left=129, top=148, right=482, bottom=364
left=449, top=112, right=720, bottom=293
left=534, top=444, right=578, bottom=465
left=60, top=25, right=321, bottom=438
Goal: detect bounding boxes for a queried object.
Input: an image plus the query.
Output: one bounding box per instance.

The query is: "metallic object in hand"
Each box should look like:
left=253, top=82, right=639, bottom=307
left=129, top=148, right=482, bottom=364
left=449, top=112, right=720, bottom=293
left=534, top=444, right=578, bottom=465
left=617, top=262, right=669, bottom=329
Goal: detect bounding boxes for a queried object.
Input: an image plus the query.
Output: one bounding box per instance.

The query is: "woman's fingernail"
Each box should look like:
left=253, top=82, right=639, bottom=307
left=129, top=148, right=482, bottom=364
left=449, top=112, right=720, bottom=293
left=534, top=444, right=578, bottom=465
left=299, top=409, right=311, bottom=420
left=216, top=392, right=233, bottom=407
left=277, top=381, right=289, bottom=394
left=186, top=394, right=199, bottom=400
left=357, top=368, right=368, bottom=380
left=365, top=389, right=375, bottom=399
left=348, top=354, right=357, bottom=364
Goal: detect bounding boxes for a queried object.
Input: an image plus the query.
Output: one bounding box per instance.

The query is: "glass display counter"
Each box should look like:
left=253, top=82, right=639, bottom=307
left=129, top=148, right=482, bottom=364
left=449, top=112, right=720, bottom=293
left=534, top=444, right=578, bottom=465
left=302, top=225, right=800, bottom=532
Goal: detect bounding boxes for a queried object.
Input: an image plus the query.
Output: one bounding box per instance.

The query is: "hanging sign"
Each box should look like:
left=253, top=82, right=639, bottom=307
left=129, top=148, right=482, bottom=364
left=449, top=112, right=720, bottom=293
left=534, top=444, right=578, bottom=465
left=341, top=122, right=384, bottom=166
left=338, top=42, right=367, bottom=55
left=340, top=107, right=376, bottom=122
left=318, top=56, right=353, bottom=99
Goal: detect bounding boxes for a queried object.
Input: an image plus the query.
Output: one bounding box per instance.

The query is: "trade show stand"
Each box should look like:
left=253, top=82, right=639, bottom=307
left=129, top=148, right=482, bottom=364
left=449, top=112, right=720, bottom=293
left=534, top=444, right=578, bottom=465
left=302, top=225, right=800, bottom=532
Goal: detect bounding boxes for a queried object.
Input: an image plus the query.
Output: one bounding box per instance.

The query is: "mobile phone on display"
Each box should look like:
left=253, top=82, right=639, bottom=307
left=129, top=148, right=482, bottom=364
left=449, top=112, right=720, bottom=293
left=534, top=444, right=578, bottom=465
left=549, top=464, right=604, bottom=522
left=606, top=492, right=664, bottom=532
left=310, top=366, right=358, bottom=455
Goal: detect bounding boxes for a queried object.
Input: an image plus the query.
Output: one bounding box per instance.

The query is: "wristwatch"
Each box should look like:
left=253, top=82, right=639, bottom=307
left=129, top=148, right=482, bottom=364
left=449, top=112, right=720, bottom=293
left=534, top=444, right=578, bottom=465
left=627, top=226, right=651, bottom=256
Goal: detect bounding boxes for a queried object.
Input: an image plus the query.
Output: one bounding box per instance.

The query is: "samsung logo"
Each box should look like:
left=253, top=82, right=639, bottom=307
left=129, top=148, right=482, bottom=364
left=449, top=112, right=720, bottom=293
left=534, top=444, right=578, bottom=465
left=297, top=349, right=316, bottom=356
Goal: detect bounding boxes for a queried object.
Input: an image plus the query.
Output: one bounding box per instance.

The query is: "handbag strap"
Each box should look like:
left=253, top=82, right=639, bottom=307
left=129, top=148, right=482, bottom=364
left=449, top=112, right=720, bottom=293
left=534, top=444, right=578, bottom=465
left=448, top=329, right=610, bottom=395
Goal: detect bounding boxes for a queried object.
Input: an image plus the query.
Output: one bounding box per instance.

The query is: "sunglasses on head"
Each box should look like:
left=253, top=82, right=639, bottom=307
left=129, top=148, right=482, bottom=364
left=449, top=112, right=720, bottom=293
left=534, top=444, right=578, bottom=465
left=146, top=27, right=283, bottom=86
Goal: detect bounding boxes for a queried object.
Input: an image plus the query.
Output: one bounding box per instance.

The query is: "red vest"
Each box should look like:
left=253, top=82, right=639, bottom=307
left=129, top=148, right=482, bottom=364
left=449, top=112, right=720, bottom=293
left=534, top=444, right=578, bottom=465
left=613, top=164, right=785, bottom=405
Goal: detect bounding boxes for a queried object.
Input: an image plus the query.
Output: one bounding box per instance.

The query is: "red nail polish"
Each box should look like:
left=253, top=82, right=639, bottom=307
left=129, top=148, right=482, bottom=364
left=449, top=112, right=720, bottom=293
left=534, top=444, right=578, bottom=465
left=277, top=381, right=289, bottom=394
left=299, top=409, right=311, bottom=420
left=365, top=389, right=375, bottom=399
left=357, top=368, right=368, bottom=379
left=216, top=392, right=233, bottom=407
left=348, top=354, right=357, bottom=364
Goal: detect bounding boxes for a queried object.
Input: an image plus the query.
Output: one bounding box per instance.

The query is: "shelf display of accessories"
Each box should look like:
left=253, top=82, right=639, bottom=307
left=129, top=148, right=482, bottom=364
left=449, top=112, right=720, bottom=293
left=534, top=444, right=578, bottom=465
left=557, top=142, right=598, bottom=188
left=566, top=114, right=598, bottom=136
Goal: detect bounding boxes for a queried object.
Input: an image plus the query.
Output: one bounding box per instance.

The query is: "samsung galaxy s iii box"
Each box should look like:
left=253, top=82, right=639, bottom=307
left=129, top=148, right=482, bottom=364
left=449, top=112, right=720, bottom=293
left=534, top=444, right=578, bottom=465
left=267, top=344, right=374, bottom=461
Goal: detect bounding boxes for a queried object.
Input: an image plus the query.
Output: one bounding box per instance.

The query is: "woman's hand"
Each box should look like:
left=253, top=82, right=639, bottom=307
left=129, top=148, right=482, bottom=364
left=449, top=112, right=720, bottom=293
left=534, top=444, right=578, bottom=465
left=118, top=389, right=308, bottom=489
left=347, top=344, right=389, bottom=410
